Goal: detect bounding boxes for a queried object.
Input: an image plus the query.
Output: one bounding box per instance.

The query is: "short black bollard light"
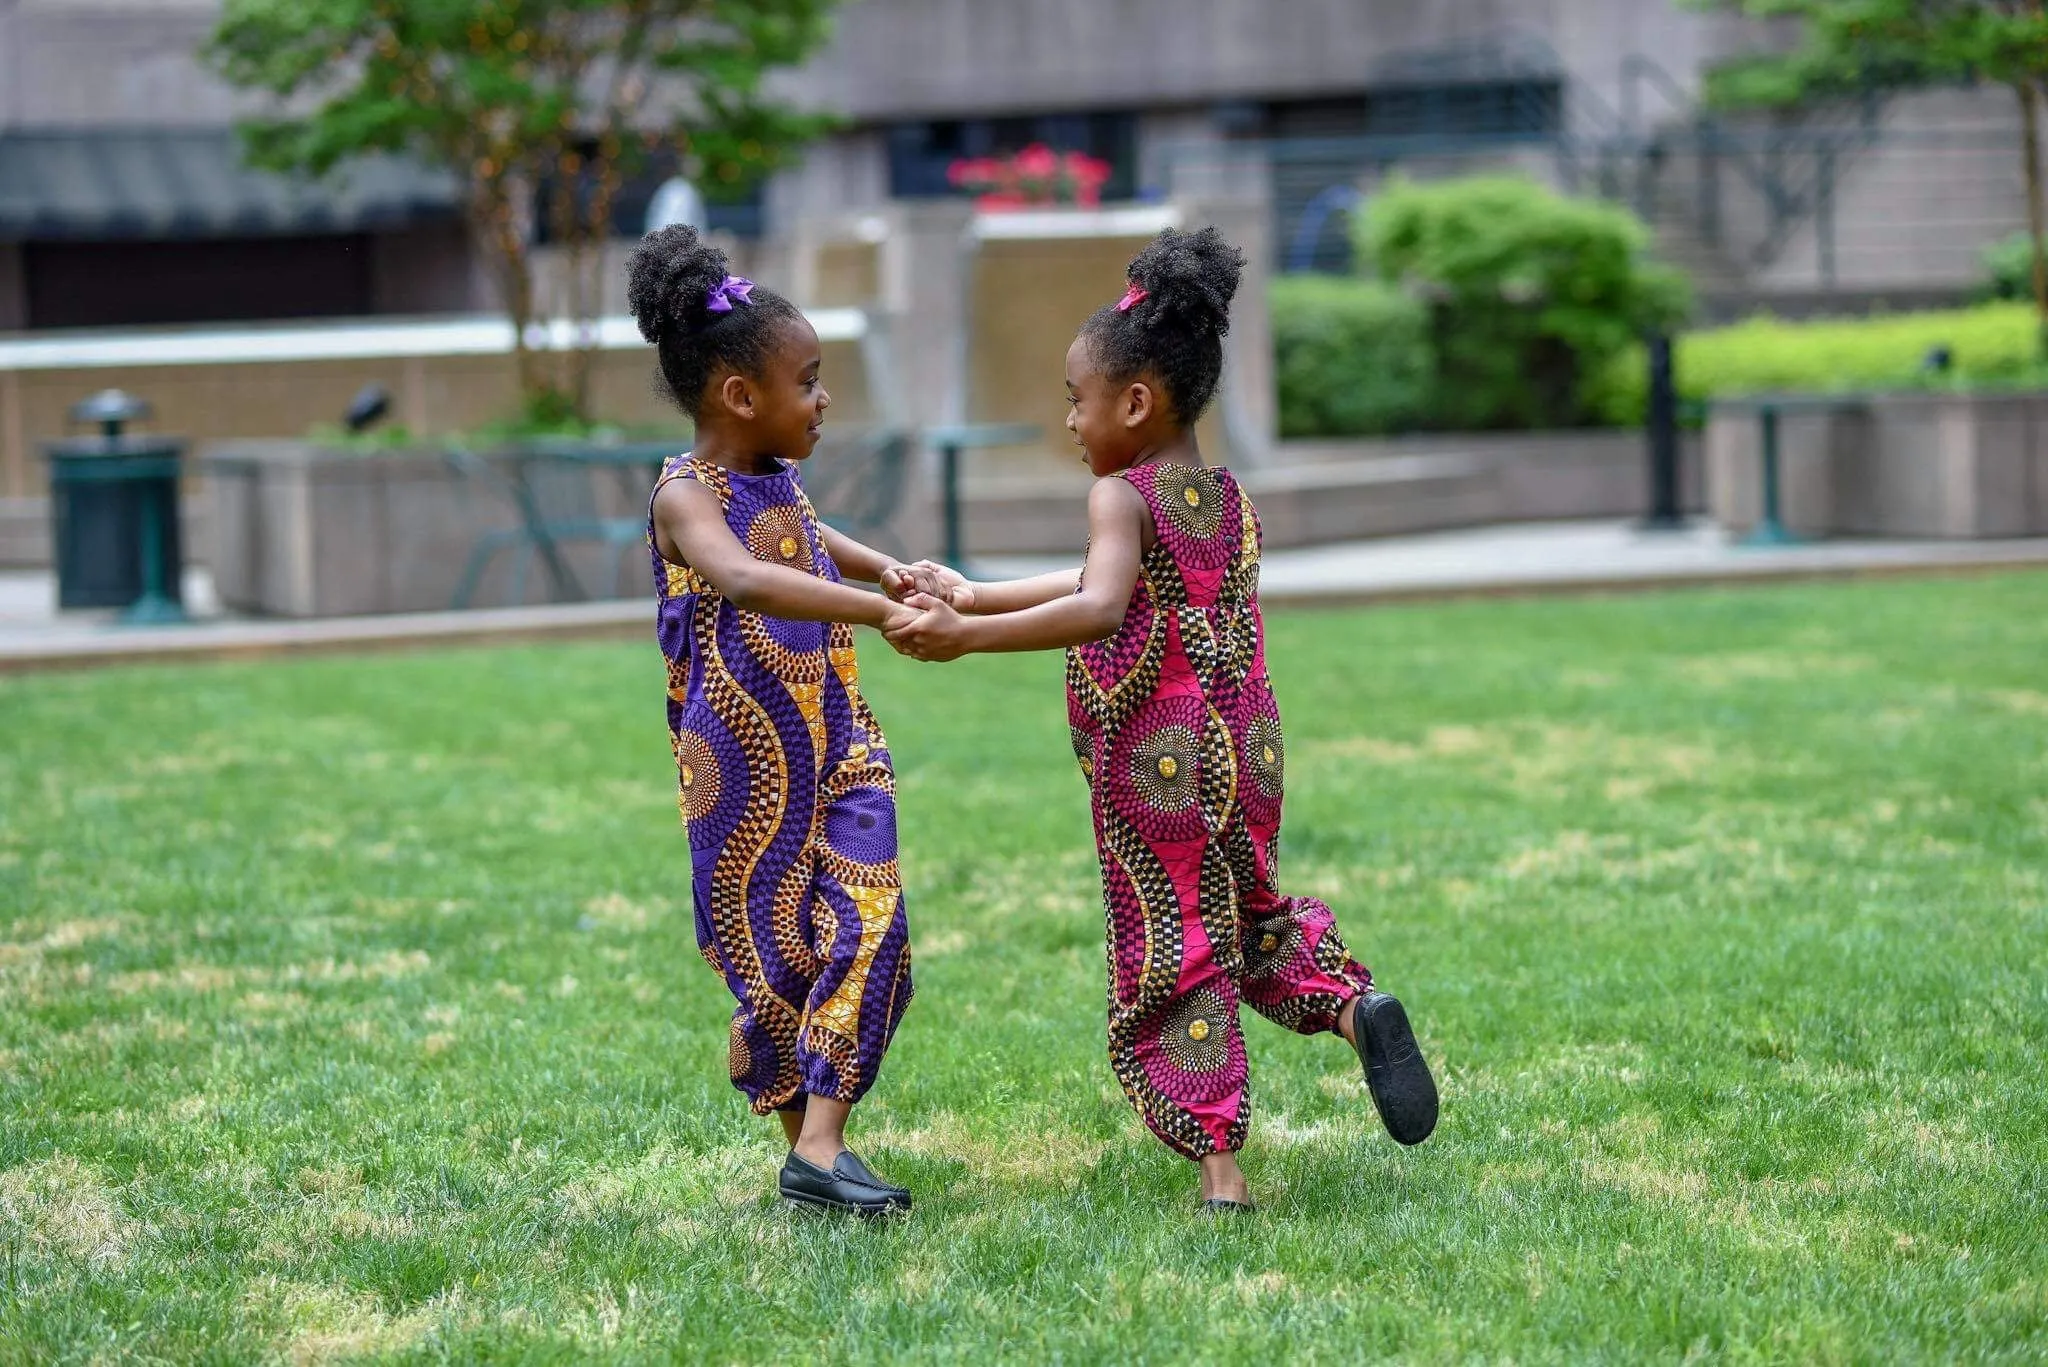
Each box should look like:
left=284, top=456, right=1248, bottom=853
left=42, top=389, right=188, bottom=623
left=1639, top=333, right=1686, bottom=531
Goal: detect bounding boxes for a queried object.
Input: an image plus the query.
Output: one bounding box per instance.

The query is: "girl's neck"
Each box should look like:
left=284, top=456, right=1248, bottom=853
left=689, top=432, right=784, bottom=477
left=1121, top=429, right=1203, bottom=474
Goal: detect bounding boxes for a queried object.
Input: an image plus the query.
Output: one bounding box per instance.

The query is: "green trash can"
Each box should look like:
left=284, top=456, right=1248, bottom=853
left=43, top=390, right=187, bottom=621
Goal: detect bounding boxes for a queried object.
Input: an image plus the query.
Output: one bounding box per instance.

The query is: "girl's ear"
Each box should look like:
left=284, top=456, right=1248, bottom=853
left=717, top=372, right=754, bottom=421
left=1123, top=381, right=1156, bottom=429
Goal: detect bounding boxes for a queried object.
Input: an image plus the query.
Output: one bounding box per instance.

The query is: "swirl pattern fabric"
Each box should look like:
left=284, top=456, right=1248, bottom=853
left=1067, top=462, right=1371, bottom=1160
left=650, top=455, right=911, bottom=1114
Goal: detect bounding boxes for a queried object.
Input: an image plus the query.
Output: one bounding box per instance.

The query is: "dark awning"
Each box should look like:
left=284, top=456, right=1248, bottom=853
left=0, top=129, right=460, bottom=241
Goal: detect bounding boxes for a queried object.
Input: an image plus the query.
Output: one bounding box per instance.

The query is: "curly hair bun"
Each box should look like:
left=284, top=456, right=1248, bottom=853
left=626, top=224, right=732, bottom=346
left=1124, top=226, right=1244, bottom=338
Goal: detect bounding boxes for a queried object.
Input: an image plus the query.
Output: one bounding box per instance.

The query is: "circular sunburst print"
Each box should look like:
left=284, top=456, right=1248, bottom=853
left=1154, top=465, right=1223, bottom=540
left=674, top=728, right=722, bottom=824
left=1245, top=716, right=1284, bottom=797
left=1160, top=989, right=1233, bottom=1074
left=746, top=504, right=814, bottom=572
left=1132, top=724, right=1200, bottom=812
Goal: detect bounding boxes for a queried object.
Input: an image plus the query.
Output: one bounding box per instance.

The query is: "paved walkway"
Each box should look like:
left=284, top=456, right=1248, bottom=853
left=5, top=519, right=2046, bottom=673
left=977, top=519, right=2048, bottom=602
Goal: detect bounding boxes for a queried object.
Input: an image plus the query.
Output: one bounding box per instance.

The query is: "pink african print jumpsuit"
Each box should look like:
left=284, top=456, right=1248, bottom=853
left=651, top=455, right=912, bottom=1116
left=1067, top=461, right=1372, bottom=1160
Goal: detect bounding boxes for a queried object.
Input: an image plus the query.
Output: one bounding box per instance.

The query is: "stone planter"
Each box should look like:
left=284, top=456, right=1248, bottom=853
left=959, top=429, right=1705, bottom=557
left=1850, top=393, right=2048, bottom=537
left=1706, top=392, right=2048, bottom=539
left=202, top=441, right=652, bottom=618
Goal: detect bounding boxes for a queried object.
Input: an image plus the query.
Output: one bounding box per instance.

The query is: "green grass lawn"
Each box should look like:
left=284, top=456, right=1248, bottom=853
left=3, top=574, right=2046, bottom=1363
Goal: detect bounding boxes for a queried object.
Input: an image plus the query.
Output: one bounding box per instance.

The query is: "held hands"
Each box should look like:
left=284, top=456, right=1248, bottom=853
left=882, top=592, right=972, bottom=662
left=874, top=560, right=976, bottom=661
left=879, top=560, right=976, bottom=613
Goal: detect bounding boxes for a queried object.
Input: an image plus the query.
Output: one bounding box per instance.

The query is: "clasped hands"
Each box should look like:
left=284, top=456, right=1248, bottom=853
left=877, top=561, right=975, bottom=662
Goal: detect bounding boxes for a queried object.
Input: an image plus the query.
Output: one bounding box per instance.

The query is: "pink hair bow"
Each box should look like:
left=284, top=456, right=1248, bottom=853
left=1116, top=283, right=1148, bottom=312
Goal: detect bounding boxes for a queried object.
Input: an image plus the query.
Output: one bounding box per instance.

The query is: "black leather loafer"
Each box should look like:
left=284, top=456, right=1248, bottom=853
left=1352, top=991, right=1439, bottom=1146
left=778, top=1150, right=911, bottom=1216
left=832, top=1149, right=909, bottom=1200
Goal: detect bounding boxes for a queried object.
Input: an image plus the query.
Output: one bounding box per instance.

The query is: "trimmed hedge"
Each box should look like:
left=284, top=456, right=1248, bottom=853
left=1271, top=276, right=1434, bottom=438
left=1593, top=302, right=2048, bottom=427
left=1357, top=175, right=1689, bottom=431
left=1981, top=232, right=2047, bottom=302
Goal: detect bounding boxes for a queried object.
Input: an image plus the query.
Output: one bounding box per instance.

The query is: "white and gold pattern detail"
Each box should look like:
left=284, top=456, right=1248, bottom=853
left=1246, top=716, right=1285, bottom=797
left=807, top=883, right=899, bottom=1040
left=829, top=642, right=862, bottom=690
left=665, top=561, right=711, bottom=598
left=787, top=679, right=827, bottom=764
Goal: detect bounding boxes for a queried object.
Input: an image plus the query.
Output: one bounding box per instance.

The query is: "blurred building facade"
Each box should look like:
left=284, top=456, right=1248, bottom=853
left=0, top=0, right=2030, bottom=331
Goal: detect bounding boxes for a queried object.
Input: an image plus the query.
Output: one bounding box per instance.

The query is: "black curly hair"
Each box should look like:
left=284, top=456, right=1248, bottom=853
left=626, top=225, right=806, bottom=419
left=1077, top=226, right=1245, bottom=424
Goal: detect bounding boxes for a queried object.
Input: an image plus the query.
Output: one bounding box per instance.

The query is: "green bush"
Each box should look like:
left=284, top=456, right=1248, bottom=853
left=1356, top=175, right=1690, bottom=430
left=1594, top=302, right=2048, bottom=426
left=1981, top=232, right=2047, bottom=302
left=1271, top=275, right=1434, bottom=438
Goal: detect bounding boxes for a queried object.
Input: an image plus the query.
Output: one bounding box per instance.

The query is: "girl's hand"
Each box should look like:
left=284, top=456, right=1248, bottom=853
left=879, top=597, right=921, bottom=636
left=909, top=560, right=977, bottom=612
left=879, top=563, right=923, bottom=601
left=884, top=593, right=974, bottom=662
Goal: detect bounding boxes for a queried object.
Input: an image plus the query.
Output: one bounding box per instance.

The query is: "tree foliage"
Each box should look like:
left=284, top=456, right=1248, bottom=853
left=1354, top=176, right=1691, bottom=431
left=1694, top=0, right=2048, bottom=344
left=209, top=0, right=840, bottom=420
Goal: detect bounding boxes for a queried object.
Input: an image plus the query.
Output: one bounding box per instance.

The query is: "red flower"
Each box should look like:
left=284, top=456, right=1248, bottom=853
left=1013, top=142, right=1061, bottom=180
left=951, top=145, right=1118, bottom=209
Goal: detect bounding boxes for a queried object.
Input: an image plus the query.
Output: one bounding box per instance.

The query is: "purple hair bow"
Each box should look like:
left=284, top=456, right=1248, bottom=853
left=706, top=274, right=755, bottom=314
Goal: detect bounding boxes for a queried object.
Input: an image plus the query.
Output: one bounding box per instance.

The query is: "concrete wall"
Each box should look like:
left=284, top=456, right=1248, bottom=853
left=4, top=0, right=1777, bottom=137
left=783, top=0, right=1768, bottom=123
left=1760, top=88, right=2028, bottom=294
left=1706, top=393, right=2048, bottom=537
left=0, top=0, right=239, bottom=130
left=0, top=335, right=875, bottom=500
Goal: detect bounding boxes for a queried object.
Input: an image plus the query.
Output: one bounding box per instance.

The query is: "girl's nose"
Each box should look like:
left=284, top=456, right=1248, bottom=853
left=817, top=386, right=831, bottom=411
left=1065, top=407, right=1078, bottom=431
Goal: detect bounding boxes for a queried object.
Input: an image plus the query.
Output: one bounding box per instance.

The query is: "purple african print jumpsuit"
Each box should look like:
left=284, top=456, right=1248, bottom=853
left=1067, top=461, right=1372, bottom=1160
left=651, top=454, right=911, bottom=1115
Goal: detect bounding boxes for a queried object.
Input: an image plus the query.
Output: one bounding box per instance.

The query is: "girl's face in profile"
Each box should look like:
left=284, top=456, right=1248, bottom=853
left=1064, top=336, right=1150, bottom=478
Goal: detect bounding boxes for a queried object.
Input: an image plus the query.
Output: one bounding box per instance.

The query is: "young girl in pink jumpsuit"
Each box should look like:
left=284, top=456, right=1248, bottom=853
left=887, top=228, right=1439, bottom=1210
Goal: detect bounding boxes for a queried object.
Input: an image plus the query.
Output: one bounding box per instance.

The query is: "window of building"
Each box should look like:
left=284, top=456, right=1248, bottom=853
left=1257, top=80, right=1562, bottom=142
left=885, top=111, right=1138, bottom=201
left=23, top=236, right=373, bottom=330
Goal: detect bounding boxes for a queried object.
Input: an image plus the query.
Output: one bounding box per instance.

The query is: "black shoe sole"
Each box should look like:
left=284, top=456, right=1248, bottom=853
left=1200, top=1198, right=1255, bottom=1214
left=779, top=1186, right=910, bottom=1218
left=1355, top=993, right=1439, bottom=1146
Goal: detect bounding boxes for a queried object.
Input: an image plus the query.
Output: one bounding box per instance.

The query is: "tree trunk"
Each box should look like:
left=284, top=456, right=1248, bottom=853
left=565, top=160, right=623, bottom=425
left=2020, top=80, right=2048, bottom=354
left=472, top=180, right=541, bottom=407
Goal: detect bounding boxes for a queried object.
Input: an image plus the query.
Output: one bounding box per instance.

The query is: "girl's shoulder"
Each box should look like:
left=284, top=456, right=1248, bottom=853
left=657, top=452, right=735, bottom=500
